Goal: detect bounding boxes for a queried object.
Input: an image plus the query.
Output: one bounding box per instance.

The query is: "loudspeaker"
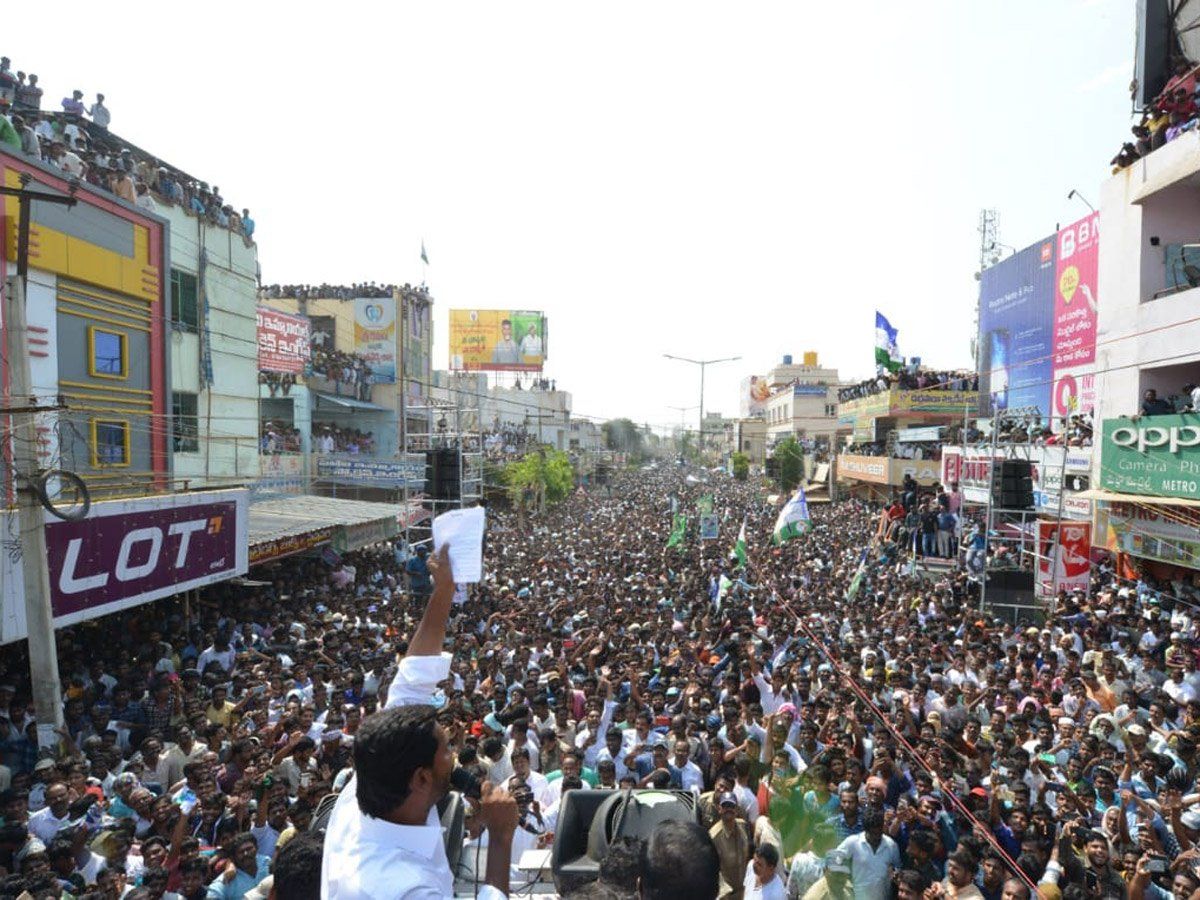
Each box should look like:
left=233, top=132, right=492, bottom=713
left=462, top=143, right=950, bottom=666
left=993, top=459, right=1034, bottom=510
left=987, top=570, right=1036, bottom=608
left=425, top=448, right=461, bottom=500
left=1135, top=0, right=1172, bottom=108
left=550, top=789, right=698, bottom=892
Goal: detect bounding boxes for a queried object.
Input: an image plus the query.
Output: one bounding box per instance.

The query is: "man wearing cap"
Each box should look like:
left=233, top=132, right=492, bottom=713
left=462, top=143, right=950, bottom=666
left=710, top=791, right=751, bottom=899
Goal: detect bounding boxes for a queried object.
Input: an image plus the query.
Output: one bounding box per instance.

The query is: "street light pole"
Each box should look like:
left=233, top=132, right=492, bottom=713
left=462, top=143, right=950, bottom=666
left=663, top=354, right=741, bottom=454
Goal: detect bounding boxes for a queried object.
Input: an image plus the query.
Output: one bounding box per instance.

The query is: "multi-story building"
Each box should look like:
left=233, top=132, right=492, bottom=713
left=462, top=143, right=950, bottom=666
left=1091, top=130, right=1200, bottom=583
left=759, top=354, right=841, bottom=450
left=835, top=370, right=977, bottom=500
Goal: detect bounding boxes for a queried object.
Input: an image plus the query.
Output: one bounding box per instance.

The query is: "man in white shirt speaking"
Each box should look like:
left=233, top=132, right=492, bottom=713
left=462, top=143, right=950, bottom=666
left=322, top=544, right=519, bottom=899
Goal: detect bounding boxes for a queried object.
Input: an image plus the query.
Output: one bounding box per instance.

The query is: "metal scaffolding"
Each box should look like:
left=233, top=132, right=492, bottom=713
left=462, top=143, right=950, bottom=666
left=400, top=399, right=484, bottom=554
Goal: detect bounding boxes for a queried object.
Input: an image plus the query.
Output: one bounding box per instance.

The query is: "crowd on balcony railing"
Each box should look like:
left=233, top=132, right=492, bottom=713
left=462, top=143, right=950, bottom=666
left=259, top=421, right=302, bottom=454
left=482, top=424, right=535, bottom=461
left=843, top=440, right=946, bottom=460
left=310, top=348, right=373, bottom=400
left=0, top=57, right=254, bottom=242
left=312, top=423, right=376, bottom=455
left=837, top=368, right=978, bottom=403
left=1111, top=60, right=1200, bottom=171
left=257, top=282, right=433, bottom=302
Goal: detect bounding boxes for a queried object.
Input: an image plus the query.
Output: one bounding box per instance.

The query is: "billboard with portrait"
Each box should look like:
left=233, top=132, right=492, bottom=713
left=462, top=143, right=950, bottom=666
left=741, top=376, right=771, bottom=417
left=977, top=235, right=1057, bottom=417
left=449, top=309, right=547, bottom=372
left=353, top=298, right=397, bottom=383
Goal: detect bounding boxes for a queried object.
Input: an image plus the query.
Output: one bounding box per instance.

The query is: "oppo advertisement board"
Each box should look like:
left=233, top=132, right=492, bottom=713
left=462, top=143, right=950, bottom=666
left=978, top=236, right=1056, bottom=417
left=1, top=490, right=250, bottom=644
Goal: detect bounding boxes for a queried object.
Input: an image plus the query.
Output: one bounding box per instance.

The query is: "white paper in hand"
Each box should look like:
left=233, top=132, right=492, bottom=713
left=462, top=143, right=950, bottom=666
left=432, top=506, right=486, bottom=583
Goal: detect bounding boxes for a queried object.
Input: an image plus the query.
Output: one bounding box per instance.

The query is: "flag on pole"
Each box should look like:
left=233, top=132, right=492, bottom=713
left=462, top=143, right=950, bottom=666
left=715, top=573, right=732, bottom=613
left=697, top=494, right=714, bottom=515
left=874, top=311, right=903, bottom=372
left=845, top=549, right=869, bottom=600
left=732, top=517, right=748, bottom=568
left=666, top=513, right=687, bottom=549
left=420, top=240, right=430, bottom=265
left=772, top=488, right=811, bottom=545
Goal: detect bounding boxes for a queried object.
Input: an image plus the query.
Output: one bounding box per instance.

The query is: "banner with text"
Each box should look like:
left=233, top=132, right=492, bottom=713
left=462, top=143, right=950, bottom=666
left=0, top=490, right=249, bottom=643
left=449, top=309, right=547, bottom=372
left=1052, top=214, right=1099, bottom=419
left=1100, top=414, right=1200, bottom=501
left=353, top=297, right=397, bottom=383
left=256, top=307, right=311, bottom=374
left=978, top=235, right=1057, bottom=417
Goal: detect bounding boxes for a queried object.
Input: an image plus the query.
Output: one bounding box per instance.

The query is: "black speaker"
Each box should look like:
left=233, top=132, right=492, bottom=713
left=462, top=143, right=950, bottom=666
left=986, top=570, right=1036, bottom=608
left=993, top=459, right=1034, bottom=510
left=424, top=448, right=461, bottom=500
left=1135, top=0, right=1172, bottom=108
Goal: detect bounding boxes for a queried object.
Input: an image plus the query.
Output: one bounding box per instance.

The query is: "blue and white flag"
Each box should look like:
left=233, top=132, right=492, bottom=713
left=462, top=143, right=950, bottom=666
left=874, top=311, right=903, bottom=372
left=772, top=488, right=811, bottom=545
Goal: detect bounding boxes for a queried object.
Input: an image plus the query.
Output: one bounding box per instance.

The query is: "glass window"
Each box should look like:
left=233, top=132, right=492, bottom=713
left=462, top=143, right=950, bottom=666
left=170, top=269, right=199, bottom=330
left=93, top=420, right=130, bottom=466
left=172, top=393, right=199, bottom=453
left=90, top=328, right=126, bottom=378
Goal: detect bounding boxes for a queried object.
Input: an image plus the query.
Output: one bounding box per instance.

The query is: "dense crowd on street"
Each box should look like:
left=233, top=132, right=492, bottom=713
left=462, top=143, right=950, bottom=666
left=0, top=57, right=254, bottom=242
left=0, top=455, right=1198, bottom=898
left=1112, top=61, right=1200, bottom=171
left=839, top=370, right=979, bottom=404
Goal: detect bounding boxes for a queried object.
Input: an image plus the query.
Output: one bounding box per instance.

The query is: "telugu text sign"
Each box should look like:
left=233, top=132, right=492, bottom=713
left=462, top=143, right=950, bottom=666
left=449, top=309, right=547, bottom=372
left=256, top=307, right=311, bottom=374
left=353, top=297, right=397, bottom=383
left=1100, top=414, right=1200, bottom=501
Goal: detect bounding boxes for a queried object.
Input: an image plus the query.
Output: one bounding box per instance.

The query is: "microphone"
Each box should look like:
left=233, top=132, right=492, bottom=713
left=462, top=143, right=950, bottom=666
left=450, top=766, right=481, bottom=800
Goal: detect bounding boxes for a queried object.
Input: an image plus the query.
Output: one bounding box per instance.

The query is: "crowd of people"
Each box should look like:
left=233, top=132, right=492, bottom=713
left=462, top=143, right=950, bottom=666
left=309, top=348, right=374, bottom=400
left=311, top=424, right=376, bottom=456
left=259, top=421, right=303, bottom=455
left=0, top=452, right=1199, bottom=898
left=257, top=284, right=424, bottom=302
left=0, top=57, right=254, bottom=243
left=482, top=424, right=535, bottom=462
left=844, top=440, right=946, bottom=461
left=839, top=370, right=979, bottom=404
left=1112, top=60, right=1200, bottom=171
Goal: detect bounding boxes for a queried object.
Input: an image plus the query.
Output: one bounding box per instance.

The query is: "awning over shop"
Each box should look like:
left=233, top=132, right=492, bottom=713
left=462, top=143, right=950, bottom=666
left=1077, top=489, right=1200, bottom=508
left=248, top=495, right=412, bottom=564
left=314, top=393, right=389, bottom=412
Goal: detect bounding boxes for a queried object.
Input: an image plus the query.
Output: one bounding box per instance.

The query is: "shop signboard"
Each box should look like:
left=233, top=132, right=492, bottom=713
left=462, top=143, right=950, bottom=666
left=1, top=490, right=249, bottom=642
left=1100, top=414, right=1200, bottom=501
left=941, top=446, right=1092, bottom=519
left=316, top=457, right=425, bottom=489
left=1094, top=501, right=1200, bottom=570
left=1052, top=214, right=1100, bottom=419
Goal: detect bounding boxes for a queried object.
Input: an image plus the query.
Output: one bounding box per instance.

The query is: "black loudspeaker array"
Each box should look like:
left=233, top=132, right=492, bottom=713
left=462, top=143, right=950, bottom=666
left=424, top=448, right=461, bottom=500
left=993, top=459, right=1034, bottom=510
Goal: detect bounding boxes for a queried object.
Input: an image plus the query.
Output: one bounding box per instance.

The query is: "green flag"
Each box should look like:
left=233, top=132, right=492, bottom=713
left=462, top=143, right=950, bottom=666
left=732, top=517, right=748, bottom=568
left=666, top=513, right=687, bottom=549
left=697, top=494, right=714, bottom=515
left=845, top=550, right=868, bottom=600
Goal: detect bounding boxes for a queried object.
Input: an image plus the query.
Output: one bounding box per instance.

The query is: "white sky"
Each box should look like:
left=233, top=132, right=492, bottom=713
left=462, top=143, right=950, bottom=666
left=9, top=0, right=1134, bottom=432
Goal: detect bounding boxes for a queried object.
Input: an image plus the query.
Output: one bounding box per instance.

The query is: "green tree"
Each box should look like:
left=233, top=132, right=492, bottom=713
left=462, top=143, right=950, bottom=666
left=504, top=448, right=576, bottom=506
left=772, top=438, right=804, bottom=491
left=602, top=418, right=645, bottom=459
left=731, top=451, right=749, bottom=481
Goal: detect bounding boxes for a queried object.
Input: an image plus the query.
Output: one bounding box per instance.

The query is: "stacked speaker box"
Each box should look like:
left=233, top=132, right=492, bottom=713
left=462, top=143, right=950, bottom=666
left=993, top=459, right=1034, bottom=510
left=424, top=448, right=462, bottom=500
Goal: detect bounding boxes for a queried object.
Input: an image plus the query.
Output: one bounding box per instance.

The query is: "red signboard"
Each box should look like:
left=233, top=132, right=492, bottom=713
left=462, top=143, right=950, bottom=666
left=257, top=307, right=311, bottom=374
